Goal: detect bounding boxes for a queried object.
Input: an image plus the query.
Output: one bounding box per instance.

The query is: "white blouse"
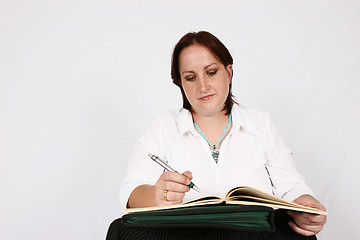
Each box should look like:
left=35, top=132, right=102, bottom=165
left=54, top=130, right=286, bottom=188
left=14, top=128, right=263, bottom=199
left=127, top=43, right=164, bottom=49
left=119, top=105, right=313, bottom=209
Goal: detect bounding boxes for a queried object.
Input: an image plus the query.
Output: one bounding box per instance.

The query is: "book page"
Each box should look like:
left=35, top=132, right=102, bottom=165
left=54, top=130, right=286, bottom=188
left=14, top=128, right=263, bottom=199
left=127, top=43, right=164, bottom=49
left=225, top=186, right=327, bottom=215
left=122, top=195, right=223, bottom=213
left=122, top=186, right=327, bottom=215
left=227, top=195, right=296, bottom=207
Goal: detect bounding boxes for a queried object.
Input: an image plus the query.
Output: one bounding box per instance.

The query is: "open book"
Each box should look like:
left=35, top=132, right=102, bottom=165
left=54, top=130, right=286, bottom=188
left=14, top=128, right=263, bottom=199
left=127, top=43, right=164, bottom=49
left=123, top=186, right=328, bottom=215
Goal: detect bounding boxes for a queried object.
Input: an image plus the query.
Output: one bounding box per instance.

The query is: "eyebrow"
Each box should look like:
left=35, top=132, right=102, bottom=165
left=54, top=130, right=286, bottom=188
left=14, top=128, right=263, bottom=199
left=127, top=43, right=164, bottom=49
left=182, top=63, right=218, bottom=75
left=204, top=63, right=217, bottom=69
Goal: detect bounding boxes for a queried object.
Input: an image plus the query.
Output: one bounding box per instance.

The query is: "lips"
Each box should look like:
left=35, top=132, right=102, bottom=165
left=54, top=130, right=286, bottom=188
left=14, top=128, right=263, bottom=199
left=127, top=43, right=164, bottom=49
left=199, top=94, right=215, bottom=100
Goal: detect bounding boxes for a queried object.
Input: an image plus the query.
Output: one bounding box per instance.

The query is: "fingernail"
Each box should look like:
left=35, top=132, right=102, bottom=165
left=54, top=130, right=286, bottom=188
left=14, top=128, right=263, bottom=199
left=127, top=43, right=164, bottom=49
left=186, top=179, right=190, bottom=184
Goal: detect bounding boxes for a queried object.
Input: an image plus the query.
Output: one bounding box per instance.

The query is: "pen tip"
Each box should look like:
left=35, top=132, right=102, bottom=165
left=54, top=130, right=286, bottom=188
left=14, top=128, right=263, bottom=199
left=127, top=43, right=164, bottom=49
left=193, top=185, right=201, bottom=193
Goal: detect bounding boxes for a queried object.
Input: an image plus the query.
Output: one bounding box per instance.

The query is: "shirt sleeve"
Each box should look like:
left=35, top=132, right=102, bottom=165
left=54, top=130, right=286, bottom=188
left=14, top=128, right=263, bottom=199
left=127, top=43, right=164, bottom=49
left=263, top=114, right=314, bottom=201
left=119, top=117, right=166, bottom=210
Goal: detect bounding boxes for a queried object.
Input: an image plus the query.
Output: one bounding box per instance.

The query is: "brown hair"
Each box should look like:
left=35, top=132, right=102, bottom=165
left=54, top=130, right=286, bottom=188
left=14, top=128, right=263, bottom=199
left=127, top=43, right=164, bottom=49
left=171, top=31, right=237, bottom=115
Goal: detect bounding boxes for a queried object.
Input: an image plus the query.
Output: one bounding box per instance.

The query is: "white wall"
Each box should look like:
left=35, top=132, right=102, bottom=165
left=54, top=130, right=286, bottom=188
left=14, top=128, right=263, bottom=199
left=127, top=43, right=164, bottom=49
left=1, top=0, right=359, bottom=239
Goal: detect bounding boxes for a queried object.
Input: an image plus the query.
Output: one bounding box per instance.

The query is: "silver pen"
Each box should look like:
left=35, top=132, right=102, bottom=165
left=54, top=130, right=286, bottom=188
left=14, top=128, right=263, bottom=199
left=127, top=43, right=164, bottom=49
left=148, top=153, right=201, bottom=193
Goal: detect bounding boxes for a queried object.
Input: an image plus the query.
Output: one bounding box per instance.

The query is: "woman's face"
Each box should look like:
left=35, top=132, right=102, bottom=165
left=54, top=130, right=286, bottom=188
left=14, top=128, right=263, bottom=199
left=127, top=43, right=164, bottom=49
left=179, top=44, right=232, bottom=117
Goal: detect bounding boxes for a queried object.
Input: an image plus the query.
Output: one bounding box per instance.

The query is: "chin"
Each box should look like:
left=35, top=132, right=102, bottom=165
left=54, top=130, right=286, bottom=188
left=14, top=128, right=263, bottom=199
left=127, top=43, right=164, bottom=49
left=195, top=107, right=224, bottom=117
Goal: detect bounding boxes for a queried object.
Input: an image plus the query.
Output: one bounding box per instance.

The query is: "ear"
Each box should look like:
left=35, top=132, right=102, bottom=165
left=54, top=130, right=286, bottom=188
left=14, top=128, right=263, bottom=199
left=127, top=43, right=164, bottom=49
left=225, top=64, right=233, bottom=84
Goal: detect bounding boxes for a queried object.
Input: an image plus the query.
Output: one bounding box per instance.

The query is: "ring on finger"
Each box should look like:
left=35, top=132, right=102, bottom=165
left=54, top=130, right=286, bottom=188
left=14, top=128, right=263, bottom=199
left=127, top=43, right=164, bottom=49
left=164, top=190, right=169, bottom=201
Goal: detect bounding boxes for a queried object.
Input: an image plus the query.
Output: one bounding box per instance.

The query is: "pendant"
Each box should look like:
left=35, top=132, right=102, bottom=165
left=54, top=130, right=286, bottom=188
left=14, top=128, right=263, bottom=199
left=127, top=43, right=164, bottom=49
left=211, top=149, right=219, bottom=163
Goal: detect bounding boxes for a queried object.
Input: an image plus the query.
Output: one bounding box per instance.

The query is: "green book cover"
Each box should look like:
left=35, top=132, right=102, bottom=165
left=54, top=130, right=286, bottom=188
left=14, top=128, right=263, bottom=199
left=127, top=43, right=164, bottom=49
left=122, top=204, right=275, bottom=232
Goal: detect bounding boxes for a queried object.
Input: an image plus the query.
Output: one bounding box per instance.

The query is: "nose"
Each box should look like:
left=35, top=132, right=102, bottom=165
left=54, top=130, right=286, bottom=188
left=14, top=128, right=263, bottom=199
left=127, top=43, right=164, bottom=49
left=198, top=76, right=210, bottom=92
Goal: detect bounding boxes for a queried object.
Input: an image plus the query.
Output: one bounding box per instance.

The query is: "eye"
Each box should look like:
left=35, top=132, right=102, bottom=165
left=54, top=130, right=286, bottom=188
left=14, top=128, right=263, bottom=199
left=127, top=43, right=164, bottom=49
left=184, top=75, right=196, bottom=81
left=207, top=70, right=217, bottom=76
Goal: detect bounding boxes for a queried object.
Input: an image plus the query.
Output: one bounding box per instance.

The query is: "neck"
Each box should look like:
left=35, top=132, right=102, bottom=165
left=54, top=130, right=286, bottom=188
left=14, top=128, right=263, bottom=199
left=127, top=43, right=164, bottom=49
left=192, top=111, right=229, bottom=130
left=192, top=111, right=232, bottom=146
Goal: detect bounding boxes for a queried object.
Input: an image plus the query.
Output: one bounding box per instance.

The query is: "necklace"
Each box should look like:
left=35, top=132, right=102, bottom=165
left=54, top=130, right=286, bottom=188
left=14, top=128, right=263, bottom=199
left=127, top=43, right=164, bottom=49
left=193, top=113, right=232, bottom=163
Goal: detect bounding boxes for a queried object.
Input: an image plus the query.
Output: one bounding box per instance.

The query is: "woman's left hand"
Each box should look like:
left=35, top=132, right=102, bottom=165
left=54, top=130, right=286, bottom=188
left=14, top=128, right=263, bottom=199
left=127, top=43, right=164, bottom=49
left=287, top=194, right=327, bottom=236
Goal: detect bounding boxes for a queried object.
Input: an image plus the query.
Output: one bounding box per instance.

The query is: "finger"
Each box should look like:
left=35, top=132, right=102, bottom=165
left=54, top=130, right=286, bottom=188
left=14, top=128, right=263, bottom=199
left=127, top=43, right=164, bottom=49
left=163, top=179, right=190, bottom=193
left=164, top=191, right=186, bottom=202
left=293, top=194, right=327, bottom=212
left=162, top=171, right=191, bottom=187
left=182, top=171, right=193, bottom=180
left=288, top=211, right=326, bottom=225
left=161, top=199, right=183, bottom=205
left=288, top=212, right=324, bottom=234
left=306, top=213, right=327, bottom=224
left=288, top=221, right=316, bottom=236
left=157, top=173, right=190, bottom=193
left=159, top=196, right=183, bottom=206
left=158, top=190, right=184, bottom=206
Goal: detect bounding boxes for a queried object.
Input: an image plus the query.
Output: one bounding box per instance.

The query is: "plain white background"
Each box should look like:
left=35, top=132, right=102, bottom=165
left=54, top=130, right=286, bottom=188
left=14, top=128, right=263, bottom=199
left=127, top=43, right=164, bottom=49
left=1, top=0, right=359, bottom=239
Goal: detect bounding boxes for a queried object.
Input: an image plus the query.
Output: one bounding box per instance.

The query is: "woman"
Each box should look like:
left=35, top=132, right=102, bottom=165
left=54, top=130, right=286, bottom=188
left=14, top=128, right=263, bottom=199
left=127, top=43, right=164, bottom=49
left=120, top=31, right=326, bottom=236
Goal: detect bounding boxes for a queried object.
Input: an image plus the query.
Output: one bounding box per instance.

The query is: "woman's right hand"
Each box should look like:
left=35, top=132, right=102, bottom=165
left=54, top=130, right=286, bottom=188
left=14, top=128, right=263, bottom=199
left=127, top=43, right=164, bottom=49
left=154, top=170, right=193, bottom=206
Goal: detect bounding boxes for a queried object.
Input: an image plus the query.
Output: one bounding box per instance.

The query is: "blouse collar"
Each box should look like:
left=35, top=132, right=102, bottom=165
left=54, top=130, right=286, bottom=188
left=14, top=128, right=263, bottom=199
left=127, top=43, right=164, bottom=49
left=177, top=105, right=259, bottom=136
